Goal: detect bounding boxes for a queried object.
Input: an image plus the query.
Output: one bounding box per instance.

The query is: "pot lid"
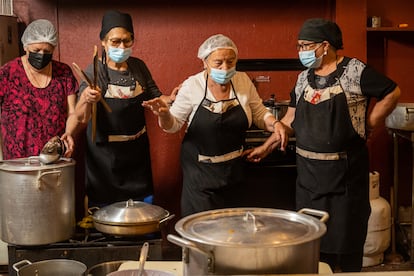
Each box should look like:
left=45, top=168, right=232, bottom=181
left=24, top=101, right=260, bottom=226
left=92, top=199, right=170, bottom=225
left=175, top=208, right=327, bottom=247
left=0, top=156, right=75, bottom=172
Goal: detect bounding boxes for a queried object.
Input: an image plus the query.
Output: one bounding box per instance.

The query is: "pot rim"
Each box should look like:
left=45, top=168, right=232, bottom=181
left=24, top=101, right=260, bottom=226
left=13, top=259, right=87, bottom=272
left=0, top=156, right=75, bottom=171
left=93, top=219, right=164, bottom=226
left=175, top=207, right=327, bottom=247
left=86, top=259, right=134, bottom=273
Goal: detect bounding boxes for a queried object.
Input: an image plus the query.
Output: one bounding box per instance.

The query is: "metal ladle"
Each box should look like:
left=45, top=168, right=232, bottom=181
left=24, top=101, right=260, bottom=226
left=38, top=136, right=66, bottom=164
left=138, top=242, right=149, bottom=276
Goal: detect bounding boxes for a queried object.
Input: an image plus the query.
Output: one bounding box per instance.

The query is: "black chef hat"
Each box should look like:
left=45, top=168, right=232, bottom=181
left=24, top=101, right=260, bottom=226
left=298, top=18, right=343, bottom=50
left=99, top=10, right=134, bottom=40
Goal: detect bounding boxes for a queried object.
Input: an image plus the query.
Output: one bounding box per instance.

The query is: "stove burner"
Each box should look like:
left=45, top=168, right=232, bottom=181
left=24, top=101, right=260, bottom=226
left=7, top=230, right=181, bottom=276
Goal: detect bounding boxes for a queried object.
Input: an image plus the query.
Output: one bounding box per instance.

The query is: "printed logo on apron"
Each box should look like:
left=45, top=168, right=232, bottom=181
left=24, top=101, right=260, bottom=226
left=105, top=81, right=144, bottom=99
left=304, top=84, right=343, bottom=105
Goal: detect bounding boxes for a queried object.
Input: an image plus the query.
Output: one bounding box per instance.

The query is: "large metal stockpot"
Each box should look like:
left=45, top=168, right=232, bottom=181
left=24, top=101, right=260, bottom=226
left=168, top=208, right=329, bottom=275
left=0, top=157, right=76, bottom=245
left=90, top=199, right=174, bottom=236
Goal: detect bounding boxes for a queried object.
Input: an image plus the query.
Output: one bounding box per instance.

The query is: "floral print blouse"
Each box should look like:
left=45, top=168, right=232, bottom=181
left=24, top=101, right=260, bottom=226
left=0, top=57, right=78, bottom=159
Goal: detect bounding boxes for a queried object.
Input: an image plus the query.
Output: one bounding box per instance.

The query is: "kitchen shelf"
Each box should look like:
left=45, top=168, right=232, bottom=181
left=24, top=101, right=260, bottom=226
left=367, top=27, right=414, bottom=32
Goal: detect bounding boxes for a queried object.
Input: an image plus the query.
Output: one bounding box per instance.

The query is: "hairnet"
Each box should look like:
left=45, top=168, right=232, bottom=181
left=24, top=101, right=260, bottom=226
left=298, top=18, right=343, bottom=50
left=21, top=19, right=58, bottom=47
left=100, top=10, right=134, bottom=40
left=197, top=34, right=238, bottom=60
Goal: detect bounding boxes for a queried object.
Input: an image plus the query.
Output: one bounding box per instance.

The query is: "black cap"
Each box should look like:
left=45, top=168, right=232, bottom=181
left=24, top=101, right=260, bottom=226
left=99, top=10, right=134, bottom=40
left=298, top=18, right=343, bottom=50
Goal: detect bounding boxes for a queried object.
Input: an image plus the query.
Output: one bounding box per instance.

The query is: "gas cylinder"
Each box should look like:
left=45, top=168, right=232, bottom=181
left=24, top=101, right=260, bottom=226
left=363, top=171, right=392, bottom=267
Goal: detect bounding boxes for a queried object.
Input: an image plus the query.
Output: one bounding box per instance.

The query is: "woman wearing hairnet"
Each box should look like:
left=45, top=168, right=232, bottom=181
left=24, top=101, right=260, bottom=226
left=0, top=19, right=78, bottom=160
left=143, top=34, right=287, bottom=216
left=268, top=18, right=401, bottom=272
left=65, top=11, right=175, bottom=207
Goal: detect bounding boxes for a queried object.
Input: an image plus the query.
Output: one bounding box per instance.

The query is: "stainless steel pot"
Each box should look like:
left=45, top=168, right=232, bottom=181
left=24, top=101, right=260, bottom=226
left=90, top=199, right=174, bottom=236
left=86, top=261, right=175, bottom=276
left=385, top=103, right=414, bottom=131
left=107, top=269, right=175, bottom=276
left=168, top=208, right=328, bottom=275
left=86, top=260, right=132, bottom=276
left=13, top=259, right=87, bottom=276
left=0, top=157, right=76, bottom=245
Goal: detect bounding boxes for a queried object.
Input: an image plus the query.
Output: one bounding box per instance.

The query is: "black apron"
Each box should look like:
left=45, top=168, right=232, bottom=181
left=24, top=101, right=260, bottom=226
left=85, top=80, right=153, bottom=206
left=180, top=79, right=249, bottom=216
left=292, top=74, right=371, bottom=255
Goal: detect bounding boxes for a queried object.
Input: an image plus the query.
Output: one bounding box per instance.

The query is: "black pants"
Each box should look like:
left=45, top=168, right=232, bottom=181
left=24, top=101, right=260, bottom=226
left=320, top=252, right=363, bottom=272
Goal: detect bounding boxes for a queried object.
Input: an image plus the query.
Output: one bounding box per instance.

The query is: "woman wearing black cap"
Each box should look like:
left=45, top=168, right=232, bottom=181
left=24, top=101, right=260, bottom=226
left=271, top=18, right=401, bottom=272
left=65, top=10, right=174, bottom=207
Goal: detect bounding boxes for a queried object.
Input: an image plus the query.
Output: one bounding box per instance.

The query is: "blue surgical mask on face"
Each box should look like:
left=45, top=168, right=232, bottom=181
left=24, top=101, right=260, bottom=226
left=298, top=45, right=324, bottom=68
left=108, top=46, right=132, bottom=63
left=209, top=67, right=236, bottom=84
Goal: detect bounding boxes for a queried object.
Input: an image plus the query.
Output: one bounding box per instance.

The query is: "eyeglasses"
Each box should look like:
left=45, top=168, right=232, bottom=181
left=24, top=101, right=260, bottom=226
left=107, top=38, right=134, bottom=47
left=296, top=42, right=320, bottom=51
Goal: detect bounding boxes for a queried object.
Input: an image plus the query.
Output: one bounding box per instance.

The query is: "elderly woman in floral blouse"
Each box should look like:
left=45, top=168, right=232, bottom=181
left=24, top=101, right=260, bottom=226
left=0, top=19, right=78, bottom=159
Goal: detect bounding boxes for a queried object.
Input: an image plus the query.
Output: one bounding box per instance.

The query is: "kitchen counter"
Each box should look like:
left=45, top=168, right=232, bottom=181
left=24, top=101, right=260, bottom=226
left=118, top=261, right=413, bottom=275
left=119, top=261, right=335, bottom=275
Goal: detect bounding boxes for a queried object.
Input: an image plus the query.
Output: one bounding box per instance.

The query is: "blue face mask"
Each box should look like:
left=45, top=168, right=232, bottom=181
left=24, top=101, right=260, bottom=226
left=299, top=47, right=324, bottom=68
left=209, top=67, right=236, bottom=84
left=108, top=46, right=132, bottom=63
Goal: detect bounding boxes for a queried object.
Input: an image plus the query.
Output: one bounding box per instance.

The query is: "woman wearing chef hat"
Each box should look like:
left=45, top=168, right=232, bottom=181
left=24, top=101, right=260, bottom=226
left=272, top=18, right=401, bottom=272
left=65, top=10, right=175, bottom=207
left=143, top=34, right=286, bottom=216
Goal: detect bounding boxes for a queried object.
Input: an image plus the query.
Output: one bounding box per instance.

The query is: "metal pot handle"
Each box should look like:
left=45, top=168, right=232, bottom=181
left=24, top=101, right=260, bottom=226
left=88, top=206, right=100, bottom=215
left=298, top=208, right=330, bottom=223
left=405, top=107, right=414, bottom=120
left=159, top=214, right=175, bottom=224
left=167, top=234, right=215, bottom=273
left=36, top=169, right=61, bottom=189
left=12, top=259, right=32, bottom=272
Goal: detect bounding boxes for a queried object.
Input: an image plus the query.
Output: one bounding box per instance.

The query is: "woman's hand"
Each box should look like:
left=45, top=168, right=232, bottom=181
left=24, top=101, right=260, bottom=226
left=83, top=86, right=102, bottom=104
left=60, top=133, right=75, bottom=158
left=142, top=97, right=169, bottom=116
left=169, top=84, right=181, bottom=104
left=242, top=141, right=280, bottom=163
left=272, top=121, right=289, bottom=151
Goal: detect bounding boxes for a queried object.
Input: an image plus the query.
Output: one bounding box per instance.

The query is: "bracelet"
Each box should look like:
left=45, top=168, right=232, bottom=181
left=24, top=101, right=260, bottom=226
left=272, top=120, right=280, bottom=127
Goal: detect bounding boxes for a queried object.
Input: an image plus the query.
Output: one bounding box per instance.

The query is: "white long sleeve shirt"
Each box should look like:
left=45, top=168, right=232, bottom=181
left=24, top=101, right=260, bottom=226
left=163, top=71, right=272, bottom=133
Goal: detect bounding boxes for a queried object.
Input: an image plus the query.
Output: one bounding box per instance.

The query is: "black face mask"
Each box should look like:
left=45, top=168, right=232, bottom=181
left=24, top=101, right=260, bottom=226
left=28, top=52, right=53, bottom=70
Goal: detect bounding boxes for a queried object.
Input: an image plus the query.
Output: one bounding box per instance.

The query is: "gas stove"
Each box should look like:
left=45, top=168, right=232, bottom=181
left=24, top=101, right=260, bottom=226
left=7, top=230, right=181, bottom=276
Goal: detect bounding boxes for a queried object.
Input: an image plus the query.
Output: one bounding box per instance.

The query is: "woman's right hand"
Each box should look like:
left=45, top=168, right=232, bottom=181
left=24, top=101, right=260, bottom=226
left=83, top=86, right=102, bottom=104
left=142, top=97, right=169, bottom=116
left=60, top=133, right=75, bottom=158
